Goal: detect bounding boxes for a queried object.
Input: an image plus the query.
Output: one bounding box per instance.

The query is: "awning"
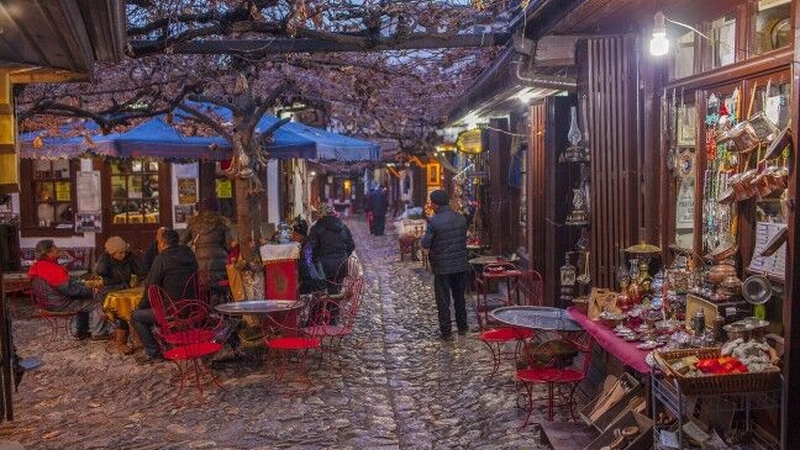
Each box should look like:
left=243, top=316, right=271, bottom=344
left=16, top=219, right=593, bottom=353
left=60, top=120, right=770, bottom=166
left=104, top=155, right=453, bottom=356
left=20, top=104, right=379, bottom=162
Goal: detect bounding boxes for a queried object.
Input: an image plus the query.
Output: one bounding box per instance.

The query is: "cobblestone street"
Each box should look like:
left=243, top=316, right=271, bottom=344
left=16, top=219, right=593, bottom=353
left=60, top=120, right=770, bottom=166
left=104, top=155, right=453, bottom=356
left=0, top=218, right=552, bottom=449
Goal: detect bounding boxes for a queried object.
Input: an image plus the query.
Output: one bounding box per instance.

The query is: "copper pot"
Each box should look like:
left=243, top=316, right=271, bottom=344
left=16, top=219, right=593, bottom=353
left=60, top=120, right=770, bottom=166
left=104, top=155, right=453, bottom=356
left=720, top=275, right=743, bottom=296
left=708, top=264, right=737, bottom=284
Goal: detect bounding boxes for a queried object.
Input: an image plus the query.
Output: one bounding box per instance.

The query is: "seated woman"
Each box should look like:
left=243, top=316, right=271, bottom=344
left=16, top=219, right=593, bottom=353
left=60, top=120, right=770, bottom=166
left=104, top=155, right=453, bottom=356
left=27, top=239, right=110, bottom=340
left=96, top=236, right=146, bottom=292
left=95, top=236, right=146, bottom=353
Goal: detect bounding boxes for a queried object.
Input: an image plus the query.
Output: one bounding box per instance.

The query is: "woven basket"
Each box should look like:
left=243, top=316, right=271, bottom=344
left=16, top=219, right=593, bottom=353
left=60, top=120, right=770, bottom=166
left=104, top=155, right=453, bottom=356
left=653, top=348, right=781, bottom=395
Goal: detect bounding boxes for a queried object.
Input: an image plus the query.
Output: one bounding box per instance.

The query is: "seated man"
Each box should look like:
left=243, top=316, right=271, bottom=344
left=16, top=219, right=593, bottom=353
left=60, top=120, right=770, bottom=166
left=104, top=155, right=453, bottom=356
left=27, top=239, right=110, bottom=340
left=130, top=229, right=198, bottom=363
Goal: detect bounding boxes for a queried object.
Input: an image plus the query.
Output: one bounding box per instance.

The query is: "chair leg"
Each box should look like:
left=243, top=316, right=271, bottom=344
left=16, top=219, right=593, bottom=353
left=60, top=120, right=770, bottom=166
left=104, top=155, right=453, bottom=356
left=547, top=383, right=554, bottom=421
left=481, top=340, right=503, bottom=377
left=517, top=383, right=537, bottom=431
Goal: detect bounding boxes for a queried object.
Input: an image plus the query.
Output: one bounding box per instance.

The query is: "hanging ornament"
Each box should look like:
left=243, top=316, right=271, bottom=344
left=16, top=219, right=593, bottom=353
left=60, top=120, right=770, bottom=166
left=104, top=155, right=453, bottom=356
left=33, top=135, right=44, bottom=149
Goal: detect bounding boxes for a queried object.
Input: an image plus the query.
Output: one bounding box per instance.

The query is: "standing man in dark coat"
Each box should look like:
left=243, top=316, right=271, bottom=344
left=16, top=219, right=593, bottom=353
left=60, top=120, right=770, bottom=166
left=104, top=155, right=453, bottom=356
left=420, top=190, right=469, bottom=340
left=306, top=203, right=356, bottom=293
left=367, top=185, right=389, bottom=236
left=130, top=229, right=198, bottom=363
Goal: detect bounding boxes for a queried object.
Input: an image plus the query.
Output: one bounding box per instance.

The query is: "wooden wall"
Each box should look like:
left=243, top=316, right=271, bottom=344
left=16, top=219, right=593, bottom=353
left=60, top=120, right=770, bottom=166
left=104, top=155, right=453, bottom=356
left=486, top=118, right=516, bottom=256
left=582, top=36, right=642, bottom=288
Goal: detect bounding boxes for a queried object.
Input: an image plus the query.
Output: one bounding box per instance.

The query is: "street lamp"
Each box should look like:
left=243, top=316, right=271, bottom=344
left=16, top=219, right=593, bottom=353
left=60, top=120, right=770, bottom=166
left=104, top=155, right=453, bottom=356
left=649, top=11, right=669, bottom=56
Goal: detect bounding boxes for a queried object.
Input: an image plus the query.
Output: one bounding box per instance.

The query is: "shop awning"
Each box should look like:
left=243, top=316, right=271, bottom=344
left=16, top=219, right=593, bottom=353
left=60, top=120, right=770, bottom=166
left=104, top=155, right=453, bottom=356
left=18, top=115, right=317, bottom=161
left=20, top=104, right=379, bottom=162
left=185, top=103, right=380, bottom=162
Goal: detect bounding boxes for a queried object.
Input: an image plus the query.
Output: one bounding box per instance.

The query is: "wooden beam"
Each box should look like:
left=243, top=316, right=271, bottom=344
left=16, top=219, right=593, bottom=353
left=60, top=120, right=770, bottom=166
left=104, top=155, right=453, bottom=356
left=9, top=68, right=88, bottom=84
left=129, top=32, right=512, bottom=55
left=783, top=1, right=800, bottom=446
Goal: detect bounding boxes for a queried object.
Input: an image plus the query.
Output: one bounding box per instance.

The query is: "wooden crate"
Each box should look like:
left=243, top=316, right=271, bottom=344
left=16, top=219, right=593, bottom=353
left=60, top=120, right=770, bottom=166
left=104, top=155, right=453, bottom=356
left=582, top=411, right=653, bottom=450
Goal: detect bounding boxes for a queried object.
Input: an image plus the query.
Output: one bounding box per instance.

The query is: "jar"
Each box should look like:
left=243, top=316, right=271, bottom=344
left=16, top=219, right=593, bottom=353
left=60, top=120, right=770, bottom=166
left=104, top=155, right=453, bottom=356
left=692, top=310, right=706, bottom=335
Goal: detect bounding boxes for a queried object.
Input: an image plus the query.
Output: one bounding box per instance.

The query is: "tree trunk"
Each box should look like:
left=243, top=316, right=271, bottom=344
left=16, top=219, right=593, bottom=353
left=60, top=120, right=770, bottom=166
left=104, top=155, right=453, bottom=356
left=235, top=177, right=255, bottom=263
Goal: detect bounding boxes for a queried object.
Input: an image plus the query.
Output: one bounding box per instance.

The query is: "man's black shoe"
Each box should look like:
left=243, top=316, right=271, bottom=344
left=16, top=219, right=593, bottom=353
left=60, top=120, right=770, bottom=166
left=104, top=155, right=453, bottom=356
left=73, top=331, right=91, bottom=341
left=440, top=333, right=454, bottom=341
left=90, top=333, right=113, bottom=341
left=457, top=329, right=469, bottom=336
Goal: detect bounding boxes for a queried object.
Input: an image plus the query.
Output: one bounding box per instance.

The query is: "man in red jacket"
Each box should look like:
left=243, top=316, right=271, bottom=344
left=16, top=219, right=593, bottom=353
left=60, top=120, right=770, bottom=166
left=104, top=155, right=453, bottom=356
left=27, top=239, right=109, bottom=340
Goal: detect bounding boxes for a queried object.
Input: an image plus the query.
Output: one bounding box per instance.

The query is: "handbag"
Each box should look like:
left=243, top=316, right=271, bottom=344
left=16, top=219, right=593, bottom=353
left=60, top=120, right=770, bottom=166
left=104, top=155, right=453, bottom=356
left=307, top=259, right=326, bottom=281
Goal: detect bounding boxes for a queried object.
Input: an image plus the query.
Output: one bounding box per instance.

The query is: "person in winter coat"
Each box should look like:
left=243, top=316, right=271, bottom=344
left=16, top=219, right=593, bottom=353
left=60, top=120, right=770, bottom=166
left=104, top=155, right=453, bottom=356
left=182, top=197, right=232, bottom=303
left=130, top=229, right=198, bottom=363
left=27, top=239, right=110, bottom=340
left=305, top=203, right=355, bottom=293
left=143, top=226, right=167, bottom=273
left=366, top=185, right=389, bottom=235
left=95, top=236, right=147, bottom=353
left=96, top=236, right=146, bottom=292
left=420, top=190, right=469, bottom=341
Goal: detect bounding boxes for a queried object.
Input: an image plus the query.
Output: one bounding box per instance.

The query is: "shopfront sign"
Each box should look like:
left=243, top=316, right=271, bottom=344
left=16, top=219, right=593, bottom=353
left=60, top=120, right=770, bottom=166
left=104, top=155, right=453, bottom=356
left=456, top=129, right=483, bottom=154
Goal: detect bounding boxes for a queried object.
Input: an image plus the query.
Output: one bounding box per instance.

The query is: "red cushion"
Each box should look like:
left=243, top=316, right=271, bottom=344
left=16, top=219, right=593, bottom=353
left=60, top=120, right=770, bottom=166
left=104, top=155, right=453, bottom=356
left=479, top=327, right=533, bottom=342
left=164, top=342, right=223, bottom=360
left=163, top=329, right=216, bottom=345
left=266, top=337, right=321, bottom=350
left=516, top=367, right=585, bottom=383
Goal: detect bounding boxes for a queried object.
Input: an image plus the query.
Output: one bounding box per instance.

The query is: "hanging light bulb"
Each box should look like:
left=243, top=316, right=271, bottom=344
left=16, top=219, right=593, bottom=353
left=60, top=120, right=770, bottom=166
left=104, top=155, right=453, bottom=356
left=649, top=11, right=669, bottom=56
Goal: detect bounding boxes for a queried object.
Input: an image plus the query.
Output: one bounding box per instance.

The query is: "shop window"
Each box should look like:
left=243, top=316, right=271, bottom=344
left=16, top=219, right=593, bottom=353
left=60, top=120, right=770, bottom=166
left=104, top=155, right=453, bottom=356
left=753, top=0, right=791, bottom=55
left=711, top=14, right=736, bottom=68
left=673, top=31, right=695, bottom=79
left=110, top=160, right=160, bottom=224
left=214, top=162, right=236, bottom=220
left=20, top=159, right=77, bottom=234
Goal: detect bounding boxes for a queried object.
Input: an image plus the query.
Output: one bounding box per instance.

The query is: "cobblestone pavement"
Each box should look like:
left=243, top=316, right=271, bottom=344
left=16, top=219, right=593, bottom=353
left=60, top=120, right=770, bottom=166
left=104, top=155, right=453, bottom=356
left=0, top=218, right=554, bottom=449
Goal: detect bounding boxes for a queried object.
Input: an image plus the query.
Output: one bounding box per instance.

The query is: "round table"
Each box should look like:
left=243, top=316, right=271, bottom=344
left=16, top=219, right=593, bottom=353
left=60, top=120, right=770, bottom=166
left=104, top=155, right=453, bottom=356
left=215, top=299, right=301, bottom=315
left=490, top=306, right=583, bottom=332
left=468, top=255, right=519, bottom=266
left=103, top=287, right=144, bottom=322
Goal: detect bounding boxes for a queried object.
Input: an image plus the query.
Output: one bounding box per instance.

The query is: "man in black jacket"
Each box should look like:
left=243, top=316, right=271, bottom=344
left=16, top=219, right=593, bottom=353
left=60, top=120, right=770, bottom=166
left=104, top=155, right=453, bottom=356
left=420, top=190, right=469, bottom=340
left=130, top=229, right=198, bottom=363
left=366, top=185, right=389, bottom=235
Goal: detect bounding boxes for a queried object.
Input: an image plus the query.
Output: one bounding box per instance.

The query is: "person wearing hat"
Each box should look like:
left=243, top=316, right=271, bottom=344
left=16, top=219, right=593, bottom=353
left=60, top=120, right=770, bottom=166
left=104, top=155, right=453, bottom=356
left=95, top=236, right=146, bottom=353
left=420, top=189, right=470, bottom=340
left=96, top=236, right=146, bottom=292
left=305, top=201, right=355, bottom=294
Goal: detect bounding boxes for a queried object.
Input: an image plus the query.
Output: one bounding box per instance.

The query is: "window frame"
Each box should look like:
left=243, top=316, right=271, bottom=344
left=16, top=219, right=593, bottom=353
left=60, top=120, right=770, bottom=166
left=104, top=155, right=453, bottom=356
left=19, top=158, right=81, bottom=238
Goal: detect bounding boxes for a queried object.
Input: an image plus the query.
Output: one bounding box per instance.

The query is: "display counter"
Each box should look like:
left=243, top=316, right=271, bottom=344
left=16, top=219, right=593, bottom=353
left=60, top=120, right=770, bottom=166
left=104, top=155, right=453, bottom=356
left=567, top=306, right=651, bottom=374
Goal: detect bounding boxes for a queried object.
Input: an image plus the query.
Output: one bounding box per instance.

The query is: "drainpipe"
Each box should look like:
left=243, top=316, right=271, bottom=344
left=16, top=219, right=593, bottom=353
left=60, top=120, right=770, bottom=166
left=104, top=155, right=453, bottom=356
left=512, top=54, right=577, bottom=91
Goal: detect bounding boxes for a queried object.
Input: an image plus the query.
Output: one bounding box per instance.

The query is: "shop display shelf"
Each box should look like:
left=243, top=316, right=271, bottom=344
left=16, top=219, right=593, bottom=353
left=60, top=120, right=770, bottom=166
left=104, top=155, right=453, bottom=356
left=651, top=369, right=783, bottom=450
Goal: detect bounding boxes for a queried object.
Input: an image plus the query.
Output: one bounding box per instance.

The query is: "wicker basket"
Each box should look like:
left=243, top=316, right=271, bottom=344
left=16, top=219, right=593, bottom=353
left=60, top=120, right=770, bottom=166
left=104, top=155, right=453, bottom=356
left=653, top=348, right=781, bottom=395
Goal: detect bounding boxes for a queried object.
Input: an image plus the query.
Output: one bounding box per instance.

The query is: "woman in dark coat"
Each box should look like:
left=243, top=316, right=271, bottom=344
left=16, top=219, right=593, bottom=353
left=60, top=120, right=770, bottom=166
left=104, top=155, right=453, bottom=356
left=305, top=203, right=355, bottom=293
left=182, top=198, right=232, bottom=302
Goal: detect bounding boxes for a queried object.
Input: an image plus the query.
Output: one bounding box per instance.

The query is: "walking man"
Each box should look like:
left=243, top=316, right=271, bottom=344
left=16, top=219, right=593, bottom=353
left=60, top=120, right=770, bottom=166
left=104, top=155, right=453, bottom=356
left=367, top=185, right=389, bottom=235
left=420, top=190, right=469, bottom=340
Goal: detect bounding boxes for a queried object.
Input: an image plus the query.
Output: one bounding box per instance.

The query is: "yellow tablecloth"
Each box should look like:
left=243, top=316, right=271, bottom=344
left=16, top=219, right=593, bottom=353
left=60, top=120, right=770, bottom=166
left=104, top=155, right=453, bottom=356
left=103, top=287, right=144, bottom=322
left=113, top=212, right=159, bottom=224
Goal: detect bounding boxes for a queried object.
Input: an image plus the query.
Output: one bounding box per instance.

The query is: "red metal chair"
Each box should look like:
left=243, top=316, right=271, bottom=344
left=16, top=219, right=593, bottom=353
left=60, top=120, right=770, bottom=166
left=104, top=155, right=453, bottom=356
left=515, top=331, right=592, bottom=427
left=29, top=278, right=79, bottom=344
left=263, top=293, right=327, bottom=391
left=148, top=285, right=224, bottom=403
left=474, top=262, right=520, bottom=329
left=302, top=276, right=364, bottom=357
left=516, top=270, right=544, bottom=306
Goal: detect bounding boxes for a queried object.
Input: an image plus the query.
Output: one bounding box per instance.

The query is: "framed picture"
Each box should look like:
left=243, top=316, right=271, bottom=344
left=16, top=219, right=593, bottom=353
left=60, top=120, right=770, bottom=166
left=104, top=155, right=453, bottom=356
left=676, top=105, right=696, bottom=147
left=426, top=162, right=441, bottom=187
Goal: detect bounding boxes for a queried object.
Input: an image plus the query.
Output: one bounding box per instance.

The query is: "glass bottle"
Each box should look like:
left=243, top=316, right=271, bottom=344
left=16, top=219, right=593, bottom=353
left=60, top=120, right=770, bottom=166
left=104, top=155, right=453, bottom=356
left=567, top=106, right=582, bottom=147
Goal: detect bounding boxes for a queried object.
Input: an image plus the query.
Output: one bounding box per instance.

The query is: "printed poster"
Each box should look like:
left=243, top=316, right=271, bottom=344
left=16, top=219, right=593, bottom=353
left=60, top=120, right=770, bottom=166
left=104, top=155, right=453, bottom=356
left=216, top=179, right=233, bottom=199
left=177, top=178, right=198, bottom=205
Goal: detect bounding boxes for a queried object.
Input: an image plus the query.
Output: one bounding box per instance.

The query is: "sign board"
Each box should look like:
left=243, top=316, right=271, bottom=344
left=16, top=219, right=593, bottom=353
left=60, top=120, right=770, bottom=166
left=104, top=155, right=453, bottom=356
left=216, top=179, right=233, bottom=199
left=76, top=171, right=101, bottom=212
left=749, top=222, right=786, bottom=281
left=177, top=178, right=198, bottom=205
left=456, top=129, right=483, bottom=154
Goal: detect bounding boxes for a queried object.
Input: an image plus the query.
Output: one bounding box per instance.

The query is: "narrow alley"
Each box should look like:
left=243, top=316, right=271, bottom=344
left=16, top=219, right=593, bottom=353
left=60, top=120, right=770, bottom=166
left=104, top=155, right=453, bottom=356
left=0, top=218, right=551, bottom=450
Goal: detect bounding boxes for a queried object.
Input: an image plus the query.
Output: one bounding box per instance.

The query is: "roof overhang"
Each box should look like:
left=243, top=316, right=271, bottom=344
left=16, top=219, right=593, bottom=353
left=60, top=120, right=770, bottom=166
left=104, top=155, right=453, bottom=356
left=442, top=0, right=589, bottom=126
left=0, top=0, right=125, bottom=77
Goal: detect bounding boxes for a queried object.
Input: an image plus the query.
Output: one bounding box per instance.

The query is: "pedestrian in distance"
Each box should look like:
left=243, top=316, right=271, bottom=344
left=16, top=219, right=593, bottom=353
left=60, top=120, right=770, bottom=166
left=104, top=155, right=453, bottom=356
left=367, top=184, right=389, bottom=236
left=419, top=189, right=470, bottom=341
